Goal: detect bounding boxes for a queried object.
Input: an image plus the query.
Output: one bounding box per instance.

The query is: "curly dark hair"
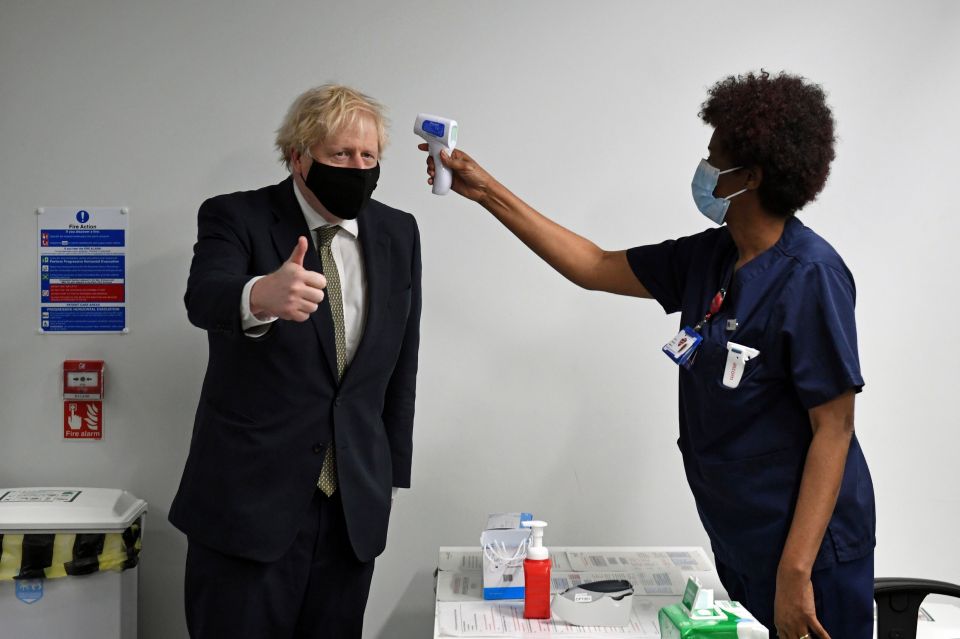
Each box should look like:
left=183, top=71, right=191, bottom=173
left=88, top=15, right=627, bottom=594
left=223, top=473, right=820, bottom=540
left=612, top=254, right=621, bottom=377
left=699, top=70, right=836, bottom=217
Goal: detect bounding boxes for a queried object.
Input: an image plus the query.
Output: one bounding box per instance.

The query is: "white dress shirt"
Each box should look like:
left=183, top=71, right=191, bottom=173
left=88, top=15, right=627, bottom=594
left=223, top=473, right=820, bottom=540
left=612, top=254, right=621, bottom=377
left=241, top=180, right=368, bottom=368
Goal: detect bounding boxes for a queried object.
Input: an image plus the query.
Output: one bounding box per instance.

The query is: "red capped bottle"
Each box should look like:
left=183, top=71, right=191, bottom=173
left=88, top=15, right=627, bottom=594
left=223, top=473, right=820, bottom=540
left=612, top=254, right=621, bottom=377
left=522, top=520, right=551, bottom=619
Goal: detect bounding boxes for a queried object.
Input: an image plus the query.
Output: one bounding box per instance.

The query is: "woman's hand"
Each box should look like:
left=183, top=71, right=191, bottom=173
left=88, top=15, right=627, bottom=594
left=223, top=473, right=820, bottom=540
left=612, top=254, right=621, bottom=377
left=774, top=568, right=830, bottom=639
left=418, top=144, right=495, bottom=204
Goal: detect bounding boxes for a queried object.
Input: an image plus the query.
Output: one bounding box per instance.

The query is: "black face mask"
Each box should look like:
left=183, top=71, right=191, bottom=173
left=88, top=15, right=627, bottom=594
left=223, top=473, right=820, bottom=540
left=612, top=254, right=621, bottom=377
left=303, top=160, right=380, bottom=220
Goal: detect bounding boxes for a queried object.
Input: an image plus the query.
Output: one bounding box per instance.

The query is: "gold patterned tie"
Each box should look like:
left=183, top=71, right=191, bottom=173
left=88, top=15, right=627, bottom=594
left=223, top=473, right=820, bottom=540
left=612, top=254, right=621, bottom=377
left=317, top=225, right=345, bottom=497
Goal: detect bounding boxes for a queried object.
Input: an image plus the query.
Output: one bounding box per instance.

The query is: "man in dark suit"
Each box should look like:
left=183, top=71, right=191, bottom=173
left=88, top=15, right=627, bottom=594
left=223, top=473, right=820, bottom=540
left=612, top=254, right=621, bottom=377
left=169, top=84, right=421, bottom=639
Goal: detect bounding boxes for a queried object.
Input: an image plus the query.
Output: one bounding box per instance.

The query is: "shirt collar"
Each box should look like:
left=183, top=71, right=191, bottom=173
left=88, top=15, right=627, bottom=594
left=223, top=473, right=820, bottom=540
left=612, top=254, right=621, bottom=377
left=292, top=178, right=359, bottom=239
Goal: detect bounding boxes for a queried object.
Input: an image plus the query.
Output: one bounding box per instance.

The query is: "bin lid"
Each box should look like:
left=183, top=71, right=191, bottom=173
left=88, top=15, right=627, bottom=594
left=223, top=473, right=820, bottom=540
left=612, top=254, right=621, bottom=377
left=0, top=487, right=148, bottom=533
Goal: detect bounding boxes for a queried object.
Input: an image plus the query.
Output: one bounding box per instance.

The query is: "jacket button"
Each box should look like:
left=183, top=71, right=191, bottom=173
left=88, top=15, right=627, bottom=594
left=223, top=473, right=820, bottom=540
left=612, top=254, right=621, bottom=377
left=334, top=397, right=342, bottom=407
left=312, top=443, right=323, bottom=454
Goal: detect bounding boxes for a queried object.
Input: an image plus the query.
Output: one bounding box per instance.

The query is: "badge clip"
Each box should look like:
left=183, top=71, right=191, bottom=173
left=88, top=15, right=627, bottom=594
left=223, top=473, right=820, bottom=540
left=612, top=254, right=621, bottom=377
left=723, top=341, right=759, bottom=388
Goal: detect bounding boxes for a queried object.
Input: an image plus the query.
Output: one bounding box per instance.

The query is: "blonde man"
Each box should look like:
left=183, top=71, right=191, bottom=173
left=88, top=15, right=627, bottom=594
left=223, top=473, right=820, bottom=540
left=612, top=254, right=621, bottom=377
left=170, top=84, right=421, bottom=639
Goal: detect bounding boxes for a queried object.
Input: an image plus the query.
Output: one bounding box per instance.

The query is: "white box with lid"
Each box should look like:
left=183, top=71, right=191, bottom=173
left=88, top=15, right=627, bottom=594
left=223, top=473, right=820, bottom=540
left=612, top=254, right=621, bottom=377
left=0, top=487, right=147, bottom=639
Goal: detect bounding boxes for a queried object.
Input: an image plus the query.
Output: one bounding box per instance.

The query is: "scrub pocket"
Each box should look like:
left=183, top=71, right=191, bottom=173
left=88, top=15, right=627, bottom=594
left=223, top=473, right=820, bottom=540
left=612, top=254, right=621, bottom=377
left=694, top=446, right=806, bottom=573
left=691, top=337, right=762, bottom=392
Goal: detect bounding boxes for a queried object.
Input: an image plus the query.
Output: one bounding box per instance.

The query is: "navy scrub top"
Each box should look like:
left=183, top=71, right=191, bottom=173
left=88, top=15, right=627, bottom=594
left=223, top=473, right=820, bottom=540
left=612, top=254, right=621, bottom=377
left=627, top=216, right=875, bottom=575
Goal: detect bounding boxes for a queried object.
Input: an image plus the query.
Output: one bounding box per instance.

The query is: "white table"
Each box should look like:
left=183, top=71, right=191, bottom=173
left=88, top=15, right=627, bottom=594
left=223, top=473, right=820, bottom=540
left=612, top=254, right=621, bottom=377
left=432, top=548, right=960, bottom=638
left=433, top=546, right=726, bottom=638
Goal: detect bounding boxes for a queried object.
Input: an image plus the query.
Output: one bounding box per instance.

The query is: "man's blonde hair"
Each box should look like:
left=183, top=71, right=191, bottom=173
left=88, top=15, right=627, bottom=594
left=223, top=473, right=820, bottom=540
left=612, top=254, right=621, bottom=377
left=275, top=84, right=389, bottom=168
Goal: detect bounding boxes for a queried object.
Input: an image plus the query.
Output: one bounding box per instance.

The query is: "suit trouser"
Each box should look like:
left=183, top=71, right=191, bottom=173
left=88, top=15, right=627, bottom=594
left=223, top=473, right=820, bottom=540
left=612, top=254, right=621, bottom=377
left=184, top=489, right=375, bottom=639
left=715, top=551, right=874, bottom=639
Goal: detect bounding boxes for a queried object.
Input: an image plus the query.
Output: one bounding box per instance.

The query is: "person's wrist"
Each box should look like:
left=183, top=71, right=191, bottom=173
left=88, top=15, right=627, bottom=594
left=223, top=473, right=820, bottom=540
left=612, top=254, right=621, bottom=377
left=478, top=178, right=505, bottom=209
left=249, top=274, right=272, bottom=319
left=776, top=556, right=811, bottom=583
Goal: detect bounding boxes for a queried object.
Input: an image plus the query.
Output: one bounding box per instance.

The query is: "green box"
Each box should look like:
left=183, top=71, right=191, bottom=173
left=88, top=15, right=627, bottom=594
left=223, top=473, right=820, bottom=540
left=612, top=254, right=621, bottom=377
left=658, top=601, right=768, bottom=638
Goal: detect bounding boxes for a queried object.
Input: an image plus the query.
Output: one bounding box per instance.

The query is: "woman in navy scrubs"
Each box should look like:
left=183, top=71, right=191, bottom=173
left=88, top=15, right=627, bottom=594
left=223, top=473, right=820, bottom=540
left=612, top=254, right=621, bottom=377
left=421, top=71, right=874, bottom=639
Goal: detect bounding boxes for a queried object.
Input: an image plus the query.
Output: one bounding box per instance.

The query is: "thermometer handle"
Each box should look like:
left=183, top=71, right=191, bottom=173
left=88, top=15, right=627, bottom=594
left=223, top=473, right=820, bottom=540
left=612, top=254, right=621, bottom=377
left=429, top=141, right=453, bottom=195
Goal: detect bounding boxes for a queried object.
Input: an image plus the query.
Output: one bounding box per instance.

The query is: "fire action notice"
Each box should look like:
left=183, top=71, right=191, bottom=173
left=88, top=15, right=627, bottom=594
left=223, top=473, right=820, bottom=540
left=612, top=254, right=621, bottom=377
left=38, top=207, right=128, bottom=333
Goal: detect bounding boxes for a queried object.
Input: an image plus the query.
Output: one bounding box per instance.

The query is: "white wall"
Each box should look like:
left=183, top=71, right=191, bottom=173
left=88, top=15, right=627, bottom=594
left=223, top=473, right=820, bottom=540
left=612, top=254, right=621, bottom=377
left=2, top=1, right=958, bottom=636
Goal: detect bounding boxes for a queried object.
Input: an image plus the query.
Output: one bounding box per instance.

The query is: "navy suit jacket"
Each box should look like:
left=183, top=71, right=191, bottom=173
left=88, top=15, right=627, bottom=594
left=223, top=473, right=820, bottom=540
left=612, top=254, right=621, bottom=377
left=169, top=177, right=421, bottom=563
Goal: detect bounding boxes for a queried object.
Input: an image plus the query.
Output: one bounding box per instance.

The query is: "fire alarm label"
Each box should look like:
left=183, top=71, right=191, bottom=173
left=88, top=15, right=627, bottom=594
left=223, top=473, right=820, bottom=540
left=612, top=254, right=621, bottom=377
left=64, top=401, right=103, bottom=440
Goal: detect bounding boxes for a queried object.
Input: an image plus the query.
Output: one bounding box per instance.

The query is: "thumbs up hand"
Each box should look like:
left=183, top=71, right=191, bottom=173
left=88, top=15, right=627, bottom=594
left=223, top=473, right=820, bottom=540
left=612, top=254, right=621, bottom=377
left=287, top=235, right=310, bottom=267
left=250, top=236, right=328, bottom=322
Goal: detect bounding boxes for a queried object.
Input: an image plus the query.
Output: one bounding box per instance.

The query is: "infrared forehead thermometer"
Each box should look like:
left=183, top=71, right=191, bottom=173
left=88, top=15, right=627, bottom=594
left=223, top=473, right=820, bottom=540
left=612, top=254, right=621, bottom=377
left=414, top=113, right=458, bottom=195
left=724, top=341, right=760, bottom=389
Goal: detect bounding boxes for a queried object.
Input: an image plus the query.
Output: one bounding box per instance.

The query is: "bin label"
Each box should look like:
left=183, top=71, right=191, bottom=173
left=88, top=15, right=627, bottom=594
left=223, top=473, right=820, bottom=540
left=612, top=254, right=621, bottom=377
left=0, top=489, right=82, bottom=503
left=15, top=579, right=43, bottom=604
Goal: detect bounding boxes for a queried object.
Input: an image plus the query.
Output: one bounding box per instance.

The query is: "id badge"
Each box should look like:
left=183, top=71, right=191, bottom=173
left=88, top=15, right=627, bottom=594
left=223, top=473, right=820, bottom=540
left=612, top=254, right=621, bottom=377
left=663, top=326, right=703, bottom=368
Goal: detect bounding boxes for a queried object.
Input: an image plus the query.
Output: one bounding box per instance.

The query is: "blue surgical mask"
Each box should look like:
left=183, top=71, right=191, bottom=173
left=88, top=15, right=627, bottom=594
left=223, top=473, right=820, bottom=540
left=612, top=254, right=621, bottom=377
left=691, top=159, right=747, bottom=225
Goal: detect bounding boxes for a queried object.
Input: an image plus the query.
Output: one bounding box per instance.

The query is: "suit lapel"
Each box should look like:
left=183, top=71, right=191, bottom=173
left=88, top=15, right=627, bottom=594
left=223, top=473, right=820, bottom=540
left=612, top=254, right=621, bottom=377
left=349, top=203, right=391, bottom=379
left=269, top=178, right=339, bottom=383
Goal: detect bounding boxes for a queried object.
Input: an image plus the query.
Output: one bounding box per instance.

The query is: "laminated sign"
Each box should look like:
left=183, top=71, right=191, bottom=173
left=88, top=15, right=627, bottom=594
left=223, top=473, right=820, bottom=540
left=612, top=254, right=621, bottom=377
left=38, top=207, right=128, bottom=334
left=63, top=401, right=102, bottom=440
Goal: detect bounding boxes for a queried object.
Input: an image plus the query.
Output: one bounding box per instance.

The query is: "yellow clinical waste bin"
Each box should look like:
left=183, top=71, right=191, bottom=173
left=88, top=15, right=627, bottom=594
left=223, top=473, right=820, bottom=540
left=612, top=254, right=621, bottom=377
left=0, top=487, right=147, bottom=639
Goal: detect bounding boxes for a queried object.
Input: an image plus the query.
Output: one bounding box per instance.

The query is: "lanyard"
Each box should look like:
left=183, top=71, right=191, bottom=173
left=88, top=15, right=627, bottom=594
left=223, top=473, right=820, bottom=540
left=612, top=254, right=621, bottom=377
left=693, top=252, right=737, bottom=332
left=693, top=289, right=726, bottom=332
